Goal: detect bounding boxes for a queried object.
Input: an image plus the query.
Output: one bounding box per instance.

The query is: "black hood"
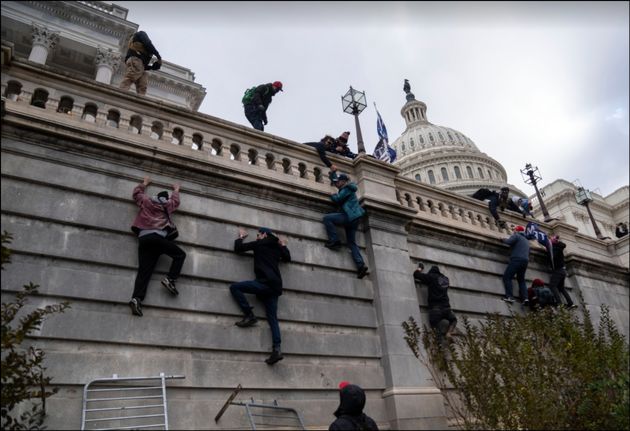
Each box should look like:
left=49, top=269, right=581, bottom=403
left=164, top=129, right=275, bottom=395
left=334, top=384, right=366, bottom=417
left=428, top=265, right=441, bottom=275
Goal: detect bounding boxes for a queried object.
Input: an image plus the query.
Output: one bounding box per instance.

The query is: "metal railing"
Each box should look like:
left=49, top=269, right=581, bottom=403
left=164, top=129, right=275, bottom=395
left=81, top=373, right=185, bottom=430
left=215, top=384, right=306, bottom=430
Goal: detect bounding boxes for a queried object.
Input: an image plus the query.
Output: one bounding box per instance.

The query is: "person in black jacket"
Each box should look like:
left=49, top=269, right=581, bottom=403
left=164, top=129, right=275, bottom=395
left=304, top=132, right=356, bottom=171
left=243, top=81, right=283, bottom=131
left=329, top=382, right=379, bottom=431
left=470, top=187, right=510, bottom=228
left=120, top=31, right=162, bottom=96
left=413, top=263, right=457, bottom=340
left=230, top=227, right=291, bottom=365
left=547, top=235, right=577, bottom=309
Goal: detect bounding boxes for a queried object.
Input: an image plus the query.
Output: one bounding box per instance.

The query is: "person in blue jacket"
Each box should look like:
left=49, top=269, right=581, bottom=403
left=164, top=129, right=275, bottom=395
left=323, top=171, right=369, bottom=279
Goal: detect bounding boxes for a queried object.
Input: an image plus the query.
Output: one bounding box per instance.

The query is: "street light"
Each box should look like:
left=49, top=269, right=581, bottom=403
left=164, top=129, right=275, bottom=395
left=341, top=86, right=367, bottom=154
left=575, top=186, right=607, bottom=240
left=520, top=163, right=552, bottom=222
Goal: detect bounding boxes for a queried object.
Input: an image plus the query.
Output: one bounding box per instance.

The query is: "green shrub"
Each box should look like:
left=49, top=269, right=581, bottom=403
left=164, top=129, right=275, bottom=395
left=1, top=231, right=70, bottom=430
left=403, top=306, right=629, bottom=430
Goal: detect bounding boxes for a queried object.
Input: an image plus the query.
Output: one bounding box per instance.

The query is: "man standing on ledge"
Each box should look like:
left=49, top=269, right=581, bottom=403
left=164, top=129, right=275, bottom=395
left=230, top=227, right=291, bottom=365
left=242, top=81, right=283, bottom=132
left=120, top=30, right=162, bottom=96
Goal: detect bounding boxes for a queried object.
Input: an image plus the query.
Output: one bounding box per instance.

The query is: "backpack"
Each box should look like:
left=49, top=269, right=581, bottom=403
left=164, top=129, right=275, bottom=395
left=535, top=286, right=556, bottom=307
left=241, top=86, right=257, bottom=105
left=437, top=274, right=450, bottom=290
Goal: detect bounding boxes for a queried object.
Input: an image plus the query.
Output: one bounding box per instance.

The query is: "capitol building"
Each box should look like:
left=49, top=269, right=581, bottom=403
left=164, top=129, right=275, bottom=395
left=389, top=82, right=628, bottom=239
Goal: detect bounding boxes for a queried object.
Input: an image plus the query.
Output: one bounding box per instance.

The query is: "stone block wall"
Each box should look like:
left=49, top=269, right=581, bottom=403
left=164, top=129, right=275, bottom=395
left=1, top=60, right=628, bottom=430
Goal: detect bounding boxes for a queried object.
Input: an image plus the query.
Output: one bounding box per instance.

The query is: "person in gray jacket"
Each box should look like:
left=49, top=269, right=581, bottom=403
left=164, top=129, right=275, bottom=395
left=501, top=225, right=530, bottom=304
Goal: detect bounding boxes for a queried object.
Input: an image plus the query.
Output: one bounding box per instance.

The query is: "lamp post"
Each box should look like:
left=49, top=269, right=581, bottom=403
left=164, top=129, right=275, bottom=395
left=520, top=163, right=552, bottom=222
left=575, top=186, right=606, bottom=240
left=341, top=86, right=367, bottom=154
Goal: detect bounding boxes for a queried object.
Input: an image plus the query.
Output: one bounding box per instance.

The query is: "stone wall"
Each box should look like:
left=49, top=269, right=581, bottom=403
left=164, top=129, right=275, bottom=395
left=2, top=59, right=628, bottom=430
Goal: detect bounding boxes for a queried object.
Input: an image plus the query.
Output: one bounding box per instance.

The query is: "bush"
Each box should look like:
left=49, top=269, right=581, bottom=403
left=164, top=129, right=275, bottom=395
left=403, top=306, right=629, bottom=430
left=1, top=231, right=70, bottom=430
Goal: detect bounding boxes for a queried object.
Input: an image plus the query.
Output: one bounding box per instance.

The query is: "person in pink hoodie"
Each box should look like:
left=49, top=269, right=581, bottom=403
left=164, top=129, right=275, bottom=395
left=128, top=176, right=186, bottom=317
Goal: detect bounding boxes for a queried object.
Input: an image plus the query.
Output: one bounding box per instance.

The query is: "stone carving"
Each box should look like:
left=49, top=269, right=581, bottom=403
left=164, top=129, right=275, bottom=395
left=31, top=24, right=59, bottom=49
left=95, top=47, right=121, bottom=71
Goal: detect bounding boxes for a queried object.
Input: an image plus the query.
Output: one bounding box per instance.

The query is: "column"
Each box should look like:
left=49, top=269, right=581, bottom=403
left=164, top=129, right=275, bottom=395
left=95, top=47, right=120, bottom=84
left=354, top=157, right=448, bottom=429
left=28, top=24, right=59, bottom=65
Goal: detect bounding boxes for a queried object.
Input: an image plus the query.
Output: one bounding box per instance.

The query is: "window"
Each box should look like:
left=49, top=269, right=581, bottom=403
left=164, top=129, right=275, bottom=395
left=428, top=170, right=436, bottom=184
left=454, top=166, right=462, bottom=179
left=4, top=81, right=22, bottom=101
left=30, top=88, right=49, bottom=109
left=478, top=167, right=484, bottom=178
left=415, top=173, right=421, bottom=182
left=150, top=122, right=163, bottom=139
left=429, top=133, right=434, bottom=143
left=441, top=167, right=449, bottom=181
left=192, top=133, right=203, bottom=150
left=410, top=137, right=414, bottom=148
left=82, top=103, right=98, bottom=123
left=171, top=128, right=184, bottom=145
left=487, top=169, right=492, bottom=179
left=129, top=116, right=142, bottom=134
left=466, top=166, right=473, bottom=178
left=419, top=135, right=424, bottom=144
left=106, top=110, right=120, bottom=128
left=57, top=96, right=73, bottom=114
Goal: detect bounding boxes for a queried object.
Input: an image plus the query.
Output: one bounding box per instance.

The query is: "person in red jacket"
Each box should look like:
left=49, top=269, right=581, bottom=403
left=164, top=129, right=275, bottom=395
left=129, top=176, right=186, bottom=317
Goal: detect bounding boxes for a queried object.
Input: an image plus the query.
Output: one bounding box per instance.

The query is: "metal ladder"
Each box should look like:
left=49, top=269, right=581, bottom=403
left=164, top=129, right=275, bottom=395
left=215, top=384, right=306, bottom=430
left=80, top=373, right=185, bottom=430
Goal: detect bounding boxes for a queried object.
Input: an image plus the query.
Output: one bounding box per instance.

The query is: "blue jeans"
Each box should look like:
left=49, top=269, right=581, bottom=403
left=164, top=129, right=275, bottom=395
left=244, top=104, right=264, bottom=131
left=229, top=280, right=280, bottom=349
left=323, top=212, right=365, bottom=269
left=503, top=258, right=528, bottom=301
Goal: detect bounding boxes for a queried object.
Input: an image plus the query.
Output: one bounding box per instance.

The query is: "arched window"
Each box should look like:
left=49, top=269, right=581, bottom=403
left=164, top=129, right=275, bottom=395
left=410, top=137, right=414, bottom=148
left=415, top=173, right=421, bottom=182
left=82, top=103, right=98, bottom=123
left=441, top=167, right=449, bottom=181
left=211, top=138, right=222, bottom=155
left=230, top=143, right=241, bottom=161
left=429, top=133, right=434, bottom=143
left=171, top=127, right=184, bottom=145
left=447, top=131, right=454, bottom=143
left=30, top=88, right=49, bottom=109
left=248, top=149, right=258, bottom=165
left=150, top=122, right=163, bottom=139
left=129, top=116, right=142, bottom=134
left=487, top=169, right=492, bottom=179
left=192, top=133, right=203, bottom=150
left=438, top=132, right=444, bottom=142
left=4, top=81, right=22, bottom=101
left=428, top=170, right=436, bottom=184
left=419, top=135, right=424, bottom=144
left=478, top=167, right=484, bottom=178
left=106, top=110, right=120, bottom=128
left=454, top=166, right=462, bottom=179
left=57, top=96, right=74, bottom=114
left=466, top=166, right=473, bottom=178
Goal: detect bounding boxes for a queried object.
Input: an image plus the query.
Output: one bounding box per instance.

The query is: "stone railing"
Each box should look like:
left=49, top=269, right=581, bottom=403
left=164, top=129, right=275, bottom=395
left=1, top=60, right=355, bottom=196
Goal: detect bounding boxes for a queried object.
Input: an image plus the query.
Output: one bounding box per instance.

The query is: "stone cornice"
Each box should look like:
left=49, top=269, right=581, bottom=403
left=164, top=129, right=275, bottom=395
left=11, top=1, right=136, bottom=49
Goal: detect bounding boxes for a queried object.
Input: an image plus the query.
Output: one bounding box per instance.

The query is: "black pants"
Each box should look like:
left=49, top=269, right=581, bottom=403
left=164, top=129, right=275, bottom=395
left=548, top=268, right=574, bottom=306
left=471, top=188, right=500, bottom=221
left=429, top=307, right=457, bottom=336
left=132, top=233, right=186, bottom=301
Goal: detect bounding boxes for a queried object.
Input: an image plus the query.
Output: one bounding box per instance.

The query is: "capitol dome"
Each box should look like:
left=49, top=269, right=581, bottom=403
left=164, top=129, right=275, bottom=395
left=392, top=80, right=525, bottom=197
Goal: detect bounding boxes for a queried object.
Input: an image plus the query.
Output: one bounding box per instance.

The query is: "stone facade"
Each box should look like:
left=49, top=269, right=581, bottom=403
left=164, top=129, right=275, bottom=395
left=2, top=56, right=628, bottom=430
left=1, top=0, right=206, bottom=110
left=532, top=179, right=630, bottom=243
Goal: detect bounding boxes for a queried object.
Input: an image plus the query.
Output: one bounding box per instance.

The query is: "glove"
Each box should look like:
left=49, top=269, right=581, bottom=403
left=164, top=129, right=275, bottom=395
left=257, top=104, right=265, bottom=112
left=263, top=119, right=268, bottom=125
left=150, top=61, right=161, bottom=71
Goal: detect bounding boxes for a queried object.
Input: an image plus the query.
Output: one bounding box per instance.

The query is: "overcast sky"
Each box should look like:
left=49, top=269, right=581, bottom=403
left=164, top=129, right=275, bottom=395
left=116, top=1, right=629, bottom=197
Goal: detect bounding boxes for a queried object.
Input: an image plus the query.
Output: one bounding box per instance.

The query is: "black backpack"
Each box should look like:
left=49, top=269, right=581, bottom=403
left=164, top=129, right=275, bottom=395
left=535, top=286, right=556, bottom=307
left=437, top=274, right=449, bottom=289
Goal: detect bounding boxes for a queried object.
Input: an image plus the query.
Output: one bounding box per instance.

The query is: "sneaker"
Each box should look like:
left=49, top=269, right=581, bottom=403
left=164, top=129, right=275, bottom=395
left=129, top=298, right=143, bottom=316
left=502, top=296, right=515, bottom=304
left=325, top=240, right=342, bottom=251
left=161, top=277, right=179, bottom=296
left=235, top=315, right=258, bottom=328
left=265, top=350, right=284, bottom=365
left=357, top=266, right=369, bottom=279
